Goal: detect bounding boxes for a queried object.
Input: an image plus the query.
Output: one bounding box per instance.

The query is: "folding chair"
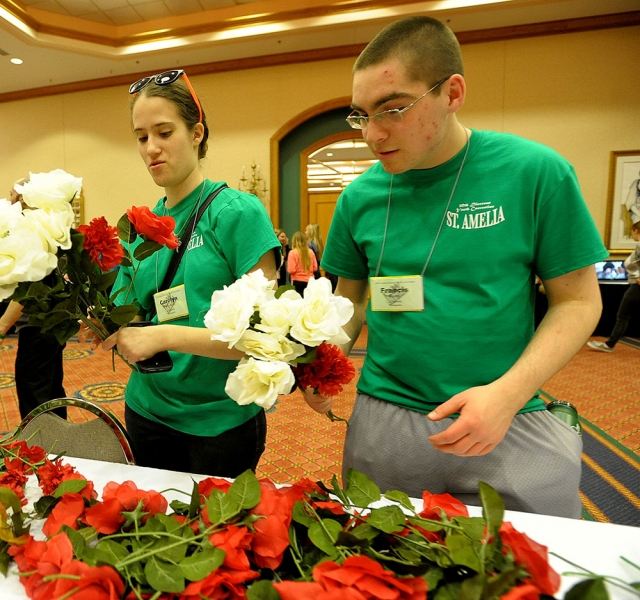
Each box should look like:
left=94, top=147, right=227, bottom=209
left=17, top=398, right=135, bottom=464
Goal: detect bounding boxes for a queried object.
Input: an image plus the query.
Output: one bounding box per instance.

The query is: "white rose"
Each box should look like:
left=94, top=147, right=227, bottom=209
left=0, top=199, right=24, bottom=237
left=255, top=290, right=303, bottom=337
left=225, top=357, right=295, bottom=409
left=0, top=228, right=58, bottom=300
left=16, top=170, right=82, bottom=213
left=239, top=269, right=276, bottom=307
left=290, top=276, right=354, bottom=346
left=235, top=329, right=306, bottom=362
left=204, top=283, right=258, bottom=348
left=22, top=206, right=74, bottom=252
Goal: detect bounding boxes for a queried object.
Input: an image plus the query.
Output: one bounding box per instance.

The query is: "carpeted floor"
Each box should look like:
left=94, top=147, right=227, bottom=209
left=1, top=327, right=638, bottom=525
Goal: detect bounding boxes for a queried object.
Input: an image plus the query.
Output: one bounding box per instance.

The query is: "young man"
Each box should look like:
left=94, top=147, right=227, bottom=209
left=303, top=16, right=607, bottom=518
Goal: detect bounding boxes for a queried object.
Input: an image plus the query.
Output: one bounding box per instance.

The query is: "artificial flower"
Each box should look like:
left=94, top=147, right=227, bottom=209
left=419, top=489, right=469, bottom=521
left=255, top=289, right=304, bottom=336
left=292, top=342, right=356, bottom=397
left=289, top=276, right=353, bottom=347
left=224, top=357, right=295, bottom=409
left=42, top=492, right=87, bottom=536
left=126, top=205, right=179, bottom=249
left=235, top=329, right=306, bottom=362
left=23, top=206, right=74, bottom=252
left=78, top=216, right=124, bottom=271
left=15, top=169, right=82, bottom=213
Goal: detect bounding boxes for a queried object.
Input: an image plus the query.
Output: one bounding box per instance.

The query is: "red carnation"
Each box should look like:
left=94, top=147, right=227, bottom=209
left=292, top=343, right=356, bottom=397
left=126, top=205, right=179, bottom=249
left=78, top=216, right=124, bottom=271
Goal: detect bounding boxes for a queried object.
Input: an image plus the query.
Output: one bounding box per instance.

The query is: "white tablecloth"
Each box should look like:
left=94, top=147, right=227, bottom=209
left=2, top=457, right=639, bottom=599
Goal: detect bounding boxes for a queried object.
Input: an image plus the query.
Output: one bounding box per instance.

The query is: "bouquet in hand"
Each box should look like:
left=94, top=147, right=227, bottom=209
left=1, top=169, right=178, bottom=349
left=204, top=270, right=356, bottom=414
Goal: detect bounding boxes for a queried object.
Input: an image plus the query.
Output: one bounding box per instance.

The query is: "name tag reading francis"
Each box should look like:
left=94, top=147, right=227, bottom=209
left=154, top=284, right=189, bottom=322
left=370, top=275, right=424, bottom=312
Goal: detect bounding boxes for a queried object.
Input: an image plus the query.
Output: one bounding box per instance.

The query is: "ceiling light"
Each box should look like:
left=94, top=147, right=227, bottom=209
left=10, top=58, right=23, bottom=65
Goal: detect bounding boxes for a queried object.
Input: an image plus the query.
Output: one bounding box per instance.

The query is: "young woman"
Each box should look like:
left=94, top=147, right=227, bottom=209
left=102, top=70, right=280, bottom=477
left=287, top=231, right=317, bottom=295
left=305, top=223, right=323, bottom=279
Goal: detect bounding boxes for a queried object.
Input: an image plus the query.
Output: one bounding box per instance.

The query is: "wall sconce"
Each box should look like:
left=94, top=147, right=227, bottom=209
left=239, top=161, right=268, bottom=198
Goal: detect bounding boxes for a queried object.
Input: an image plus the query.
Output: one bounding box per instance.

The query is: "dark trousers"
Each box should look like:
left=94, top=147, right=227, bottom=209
left=293, top=280, right=309, bottom=296
left=15, top=326, right=67, bottom=420
left=608, top=283, right=640, bottom=347
left=125, top=404, right=267, bottom=477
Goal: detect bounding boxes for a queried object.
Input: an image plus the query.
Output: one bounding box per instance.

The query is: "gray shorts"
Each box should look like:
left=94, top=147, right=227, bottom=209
left=343, top=393, right=583, bottom=519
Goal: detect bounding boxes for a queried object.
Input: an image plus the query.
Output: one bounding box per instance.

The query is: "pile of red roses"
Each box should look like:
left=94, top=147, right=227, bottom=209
left=0, top=438, right=573, bottom=600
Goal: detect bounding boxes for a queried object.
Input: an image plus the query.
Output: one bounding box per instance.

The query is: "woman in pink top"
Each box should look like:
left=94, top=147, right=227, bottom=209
left=287, top=231, right=317, bottom=295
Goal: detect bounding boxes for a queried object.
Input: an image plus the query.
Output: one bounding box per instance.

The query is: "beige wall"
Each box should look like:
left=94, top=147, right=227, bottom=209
left=1, top=25, right=639, bottom=240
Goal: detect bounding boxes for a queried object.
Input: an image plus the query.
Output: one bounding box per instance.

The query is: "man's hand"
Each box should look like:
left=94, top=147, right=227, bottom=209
left=427, top=384, right=522, bottom=457
left=301, top=387, right=333, bottom=414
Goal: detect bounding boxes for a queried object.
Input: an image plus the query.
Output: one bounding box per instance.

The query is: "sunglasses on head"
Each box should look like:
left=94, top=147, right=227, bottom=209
left=129, top=69, right=203, bottom=124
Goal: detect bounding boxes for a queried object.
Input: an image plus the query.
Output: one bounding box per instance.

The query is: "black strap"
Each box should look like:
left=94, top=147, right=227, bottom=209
left=149, top=184, right=228, bottom=318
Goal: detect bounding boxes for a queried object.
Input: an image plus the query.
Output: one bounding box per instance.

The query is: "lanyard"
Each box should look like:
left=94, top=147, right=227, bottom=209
left=374, top=129, right=470, bottom=278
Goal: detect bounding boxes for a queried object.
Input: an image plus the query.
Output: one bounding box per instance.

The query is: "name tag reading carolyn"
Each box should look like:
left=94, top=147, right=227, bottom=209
left=154, top=284, right=189, bottom=322
left=370, top=275, right=424, bottom=312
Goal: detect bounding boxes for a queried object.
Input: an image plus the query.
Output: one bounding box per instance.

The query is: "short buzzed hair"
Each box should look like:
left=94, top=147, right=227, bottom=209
left=354, top=16, right=464, bottom=89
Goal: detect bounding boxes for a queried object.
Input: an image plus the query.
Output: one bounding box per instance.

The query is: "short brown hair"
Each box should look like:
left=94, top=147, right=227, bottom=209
left=632, top=221, right=640, bottom=232
left=354, top=16, right=464, bottom=89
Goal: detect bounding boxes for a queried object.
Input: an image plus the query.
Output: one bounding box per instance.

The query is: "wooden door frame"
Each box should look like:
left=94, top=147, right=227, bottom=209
left=300, top=130, right=363, bottom=229
left=269, top=96, right=351, bottom=227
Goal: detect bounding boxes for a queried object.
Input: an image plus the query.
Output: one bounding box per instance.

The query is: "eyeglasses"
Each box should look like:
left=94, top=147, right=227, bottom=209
left=129, top=69, right=203, bottom=124
left=346, top=76, right=450, bottom=130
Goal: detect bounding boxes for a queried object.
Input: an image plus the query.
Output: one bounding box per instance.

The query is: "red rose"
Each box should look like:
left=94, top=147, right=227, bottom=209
left=313, top=555, right=427, bottom=600
left=292, top=343, right=356, bottom=397
left=198, top=475, right=233, bottom=500
left=42, top=493, right=87, bottom=536
left=419, top=491, right=469, bottom=521
left=273, top=580, right=324, bottom=600
left=78, top=216, right=125, bottom=271
left=46, top=561, right=125, bottom=600
left=126, top=205, right=179, bottom=249
left=180, top=566, right=259, bottom=599
left=500, top=522, right=561, bottom=596
left=210, top=525, right=253, bottom=571
left=501, top=583, right=541, bottom=599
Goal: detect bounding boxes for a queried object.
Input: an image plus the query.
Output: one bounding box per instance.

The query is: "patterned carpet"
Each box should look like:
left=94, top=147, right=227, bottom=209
left=1, top=328, right=638, bottom=525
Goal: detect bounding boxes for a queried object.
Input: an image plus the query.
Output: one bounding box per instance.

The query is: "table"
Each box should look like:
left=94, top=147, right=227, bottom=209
left=3, top=457, right=639, bottom=599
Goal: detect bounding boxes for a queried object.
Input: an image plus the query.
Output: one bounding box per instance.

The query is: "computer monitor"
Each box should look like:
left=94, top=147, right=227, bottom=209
left=595, top=260, right=627, bottom=283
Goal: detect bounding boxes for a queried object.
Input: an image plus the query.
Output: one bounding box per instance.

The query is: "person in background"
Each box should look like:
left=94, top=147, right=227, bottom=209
left=306, top=222, right=337, bottom=291
left=588, top=220, right=640, bottom=353
left=274, top=228, right=290, bottom=288
left=287, top=231, right=317, bottom=295
left=0, top=178, right=67, bottom=420
left=302, top=16, right=606, bottom=519
left=96, top=70, right=279, bottom=477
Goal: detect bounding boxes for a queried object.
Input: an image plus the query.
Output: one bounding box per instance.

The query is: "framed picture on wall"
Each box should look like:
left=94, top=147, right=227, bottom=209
left=605, top=150, right=640, bottom=255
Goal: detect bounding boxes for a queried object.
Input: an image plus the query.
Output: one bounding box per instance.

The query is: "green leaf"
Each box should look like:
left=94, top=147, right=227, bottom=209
left=446, top=533, right=481, bottom=572
left=206, top=489, right=240, bottom=525
left=292, top=501, right=315, bottom=528
left=150, top=534, right=189, bottom=563
left=384, top=490, right=415, bottom=512
left=61, top=525, right=88, bottom=558
left=0, top=541, right=11, bottom=577
left=454, top=517, right=486, bottom=542
left=0, top=487, right=22, bottom=514
left=228, top=470, right=261, bottom=510
left=291, top=347, right=317, bottom=365
left=145, top=556, right=185, bottom=593
left=345, top=468, right=381, bottom=507
left=94, top=539, right=130, bottom=566
left=95, top=270, right=118, bottom=291
left=564, top=578, right=610, bottom=600
left=246, top=579, right=282, bottom=600
left=366, top=505, right=407, bottom=534
left=478, top=481, right=503, bottom=535
left=109, top=304, right=140, bottom=326
left=179, top=546, right=225, bottom=581
left=53, top=479, right=88, bottom=497
left=188, top=479, right=201, bottom=519
left=134, top=240, right=163, bottom=261
left=33, top=495, right=59, bottom=519
left=351, top=522, right=379, bottom=541
left=308, top=518, right=343, bottom=556
left=117, top=213, right=137, bottom=243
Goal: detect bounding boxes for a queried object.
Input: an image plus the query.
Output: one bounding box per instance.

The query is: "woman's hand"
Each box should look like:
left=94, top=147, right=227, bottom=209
left=301, top=387, right=333, bottom=414
left=103, top=325, right=167, bottom=364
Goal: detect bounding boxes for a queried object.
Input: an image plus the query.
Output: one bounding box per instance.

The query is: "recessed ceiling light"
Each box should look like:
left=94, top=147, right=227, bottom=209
left=10, top=58, right=23, bottom=65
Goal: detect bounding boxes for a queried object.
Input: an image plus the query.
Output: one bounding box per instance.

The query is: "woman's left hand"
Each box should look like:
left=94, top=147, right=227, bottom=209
left=103, top=325, right=166, bottom=364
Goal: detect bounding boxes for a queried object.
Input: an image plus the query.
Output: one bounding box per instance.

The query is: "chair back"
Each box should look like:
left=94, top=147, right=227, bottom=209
left=17, top=398, right=134, bottom=464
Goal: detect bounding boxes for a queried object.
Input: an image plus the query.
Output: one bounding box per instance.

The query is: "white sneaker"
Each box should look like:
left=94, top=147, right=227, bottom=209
left=587, top=341, right=614, bottom=353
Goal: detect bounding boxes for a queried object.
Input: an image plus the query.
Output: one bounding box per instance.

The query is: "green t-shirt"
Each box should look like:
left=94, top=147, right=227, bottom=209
left=322, top=129, right=608, bottom=414
left=114, top=180, right=280, bottom=435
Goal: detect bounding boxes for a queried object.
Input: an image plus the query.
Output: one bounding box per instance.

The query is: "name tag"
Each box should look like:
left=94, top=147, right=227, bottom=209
left=154, top=284, right=189, bottom=322
left=370, top=275, right=424, bottom=312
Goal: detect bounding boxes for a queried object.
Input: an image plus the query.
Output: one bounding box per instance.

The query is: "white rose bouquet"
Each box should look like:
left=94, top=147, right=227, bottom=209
left=204, top=270, right=356, bottom=412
